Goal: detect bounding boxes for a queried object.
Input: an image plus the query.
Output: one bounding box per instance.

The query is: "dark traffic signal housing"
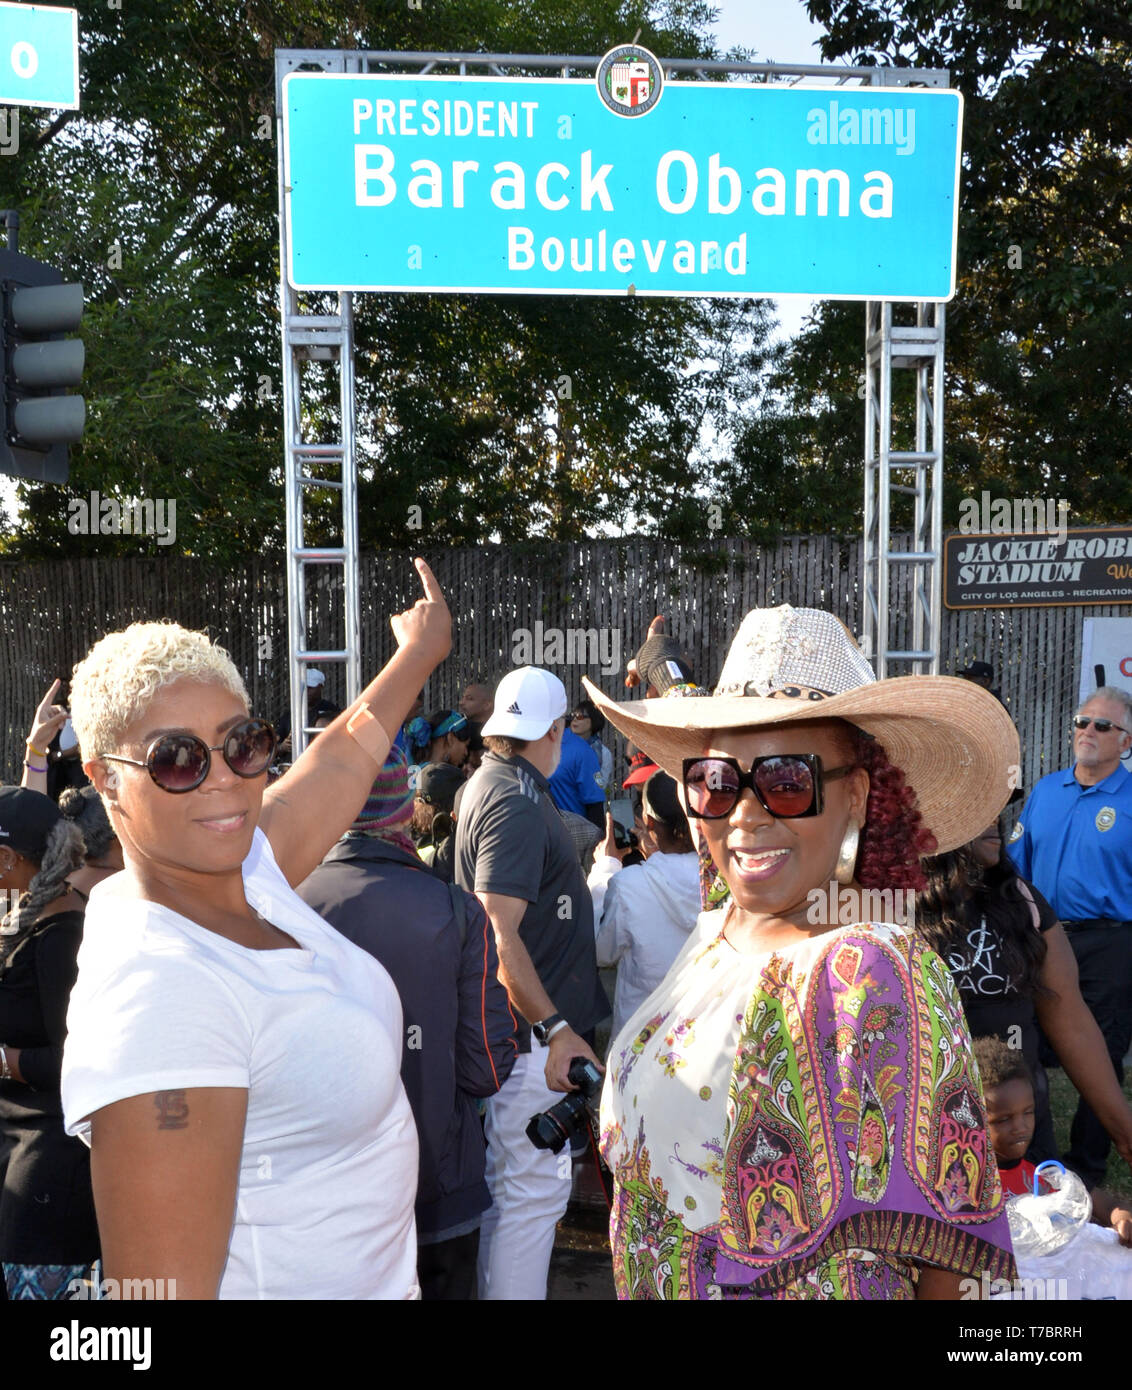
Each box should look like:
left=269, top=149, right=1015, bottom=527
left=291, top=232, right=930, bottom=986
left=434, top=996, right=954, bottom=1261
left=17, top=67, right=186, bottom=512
left=0, top=246, right=85, bottom=483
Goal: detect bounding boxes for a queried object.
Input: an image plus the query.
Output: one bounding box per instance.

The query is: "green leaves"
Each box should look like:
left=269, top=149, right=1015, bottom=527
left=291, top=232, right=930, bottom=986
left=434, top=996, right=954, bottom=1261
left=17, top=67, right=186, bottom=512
left=788, top=0, right=1132, bottom=527
left=0, top=0, right=775, bottom=558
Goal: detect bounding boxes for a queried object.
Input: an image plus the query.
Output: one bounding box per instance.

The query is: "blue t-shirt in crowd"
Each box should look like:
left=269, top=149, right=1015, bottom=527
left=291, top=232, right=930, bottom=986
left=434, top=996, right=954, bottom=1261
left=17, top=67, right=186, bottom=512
left=1007, top=761, right=1132, bottom=921
left=548, top=727, right=606, bottom=817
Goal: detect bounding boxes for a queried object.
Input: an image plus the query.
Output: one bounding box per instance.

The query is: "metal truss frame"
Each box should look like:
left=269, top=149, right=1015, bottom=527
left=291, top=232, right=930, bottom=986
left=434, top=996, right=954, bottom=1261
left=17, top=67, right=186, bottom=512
left=861, top=302, right=946, bottom=677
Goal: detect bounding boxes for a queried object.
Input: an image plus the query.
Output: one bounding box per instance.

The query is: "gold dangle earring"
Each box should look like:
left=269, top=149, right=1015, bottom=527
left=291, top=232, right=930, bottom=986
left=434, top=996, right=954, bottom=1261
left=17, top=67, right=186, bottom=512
left=834, top=820, right=860, bottom=885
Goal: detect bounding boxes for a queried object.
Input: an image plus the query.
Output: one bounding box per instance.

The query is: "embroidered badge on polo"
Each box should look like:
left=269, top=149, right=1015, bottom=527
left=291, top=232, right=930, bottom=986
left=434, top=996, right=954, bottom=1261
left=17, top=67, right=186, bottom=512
left=1096, top=806, right=1116, bottom=832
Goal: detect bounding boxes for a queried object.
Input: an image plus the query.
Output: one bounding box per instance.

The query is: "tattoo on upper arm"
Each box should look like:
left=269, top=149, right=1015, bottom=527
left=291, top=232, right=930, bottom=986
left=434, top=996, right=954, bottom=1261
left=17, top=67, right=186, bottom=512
left=154, top=1090, right=190, bottom=1130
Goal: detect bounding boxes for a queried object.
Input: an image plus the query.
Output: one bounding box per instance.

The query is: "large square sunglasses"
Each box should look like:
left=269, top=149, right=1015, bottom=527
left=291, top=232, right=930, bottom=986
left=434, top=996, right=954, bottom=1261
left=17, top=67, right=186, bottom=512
left=102, top=718, right=277, bottom=793
left=682, top=753, right=854, bottom=821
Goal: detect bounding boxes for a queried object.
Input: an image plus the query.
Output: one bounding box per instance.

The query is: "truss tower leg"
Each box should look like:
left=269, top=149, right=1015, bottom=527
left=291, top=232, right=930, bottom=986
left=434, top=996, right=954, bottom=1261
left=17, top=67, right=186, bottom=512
left=862, top=301, right=945, bottom=679
left=277, top=278, right=361, bottom=759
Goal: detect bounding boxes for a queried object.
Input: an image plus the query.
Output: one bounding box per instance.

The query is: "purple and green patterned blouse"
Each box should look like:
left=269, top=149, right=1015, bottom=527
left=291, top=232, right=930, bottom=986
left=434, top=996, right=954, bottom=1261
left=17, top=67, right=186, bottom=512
left=599, top=912, right=1017, bottom=1300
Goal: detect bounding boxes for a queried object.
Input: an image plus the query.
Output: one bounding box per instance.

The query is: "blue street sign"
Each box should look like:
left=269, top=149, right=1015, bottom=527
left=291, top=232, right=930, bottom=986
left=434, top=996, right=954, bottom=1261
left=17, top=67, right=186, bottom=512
left=282, top=73, right=963, bottom=301
left=0, top=2, right=79, bottom=110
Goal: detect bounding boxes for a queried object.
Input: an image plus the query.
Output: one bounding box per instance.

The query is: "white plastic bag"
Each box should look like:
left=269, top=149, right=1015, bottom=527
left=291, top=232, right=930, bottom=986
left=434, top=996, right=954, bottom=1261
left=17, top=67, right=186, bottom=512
left=1006, top=1161, right=1091, bottom=1259
left=1002, top=1162, right=1132, bottom=1300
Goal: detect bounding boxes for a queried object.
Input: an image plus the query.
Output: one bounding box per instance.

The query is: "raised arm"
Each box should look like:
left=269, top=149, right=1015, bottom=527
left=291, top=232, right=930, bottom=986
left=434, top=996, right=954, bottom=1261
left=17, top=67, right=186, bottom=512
left=259, top=558, right=451, bottom=885
left=21, top=678, right=68, bottom=794
left=1035, top=923, right=1132, bottom=1175
left=89, top=1086, right=248, bottom=1299
left=588, top=812, right=631, bottom=936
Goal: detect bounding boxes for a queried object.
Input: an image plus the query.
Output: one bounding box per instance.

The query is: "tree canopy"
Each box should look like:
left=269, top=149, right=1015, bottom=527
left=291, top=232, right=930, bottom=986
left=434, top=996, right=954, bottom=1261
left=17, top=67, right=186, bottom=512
left=739, top=0, right=1132, bottom=537
left=0, top=0, right=778, bottom=560
left=2, top=1, right=1126, bottom=559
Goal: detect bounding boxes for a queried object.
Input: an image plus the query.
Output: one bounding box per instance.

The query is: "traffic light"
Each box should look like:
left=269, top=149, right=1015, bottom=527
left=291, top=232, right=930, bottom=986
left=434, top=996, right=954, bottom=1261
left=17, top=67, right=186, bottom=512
left=0, top=247, right=85, bottom=483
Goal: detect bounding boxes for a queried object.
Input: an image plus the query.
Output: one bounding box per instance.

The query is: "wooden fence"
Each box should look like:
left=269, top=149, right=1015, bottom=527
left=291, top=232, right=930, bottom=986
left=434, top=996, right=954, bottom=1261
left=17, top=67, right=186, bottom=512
left=2, top=537, right=1127, bottom=806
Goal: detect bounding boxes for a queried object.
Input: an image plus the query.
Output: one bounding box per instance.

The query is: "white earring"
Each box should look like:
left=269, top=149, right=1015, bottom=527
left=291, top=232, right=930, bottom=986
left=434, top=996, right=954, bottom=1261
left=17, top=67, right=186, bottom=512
left=835, top=820, right=860, bottom=885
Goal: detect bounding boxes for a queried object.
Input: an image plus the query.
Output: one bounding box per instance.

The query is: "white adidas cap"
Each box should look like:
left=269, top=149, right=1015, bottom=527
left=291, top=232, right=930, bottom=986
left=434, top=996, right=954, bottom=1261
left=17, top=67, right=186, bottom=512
left=481, top=667, right=568, bottom=741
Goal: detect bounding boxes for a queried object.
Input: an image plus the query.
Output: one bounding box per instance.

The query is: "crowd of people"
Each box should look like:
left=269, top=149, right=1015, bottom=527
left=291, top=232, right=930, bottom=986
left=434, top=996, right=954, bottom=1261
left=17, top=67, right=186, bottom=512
left=2, top=564, right=1132, bottom=1301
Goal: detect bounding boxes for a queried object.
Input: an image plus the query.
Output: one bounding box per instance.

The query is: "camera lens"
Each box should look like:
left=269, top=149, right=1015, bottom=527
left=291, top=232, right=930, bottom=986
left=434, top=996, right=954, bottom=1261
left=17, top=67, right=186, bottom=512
left=525, top=1056, right=604, bottom=1153
left=526, top=1093, right=589, bottom=1153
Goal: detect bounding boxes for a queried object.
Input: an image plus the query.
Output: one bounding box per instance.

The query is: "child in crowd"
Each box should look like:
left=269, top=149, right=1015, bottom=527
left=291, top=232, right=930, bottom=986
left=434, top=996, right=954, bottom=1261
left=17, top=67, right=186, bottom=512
left=974, top=1036, right=1132, bottom=1244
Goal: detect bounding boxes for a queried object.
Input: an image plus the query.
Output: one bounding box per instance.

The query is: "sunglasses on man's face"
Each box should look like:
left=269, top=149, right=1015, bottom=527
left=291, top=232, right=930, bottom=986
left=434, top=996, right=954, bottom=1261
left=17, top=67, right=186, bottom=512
left=102, top=718, right=277, bottom=793
left=682, top=754, right=854, bottom=821
left=1073, top=716, right=1128, bottom=735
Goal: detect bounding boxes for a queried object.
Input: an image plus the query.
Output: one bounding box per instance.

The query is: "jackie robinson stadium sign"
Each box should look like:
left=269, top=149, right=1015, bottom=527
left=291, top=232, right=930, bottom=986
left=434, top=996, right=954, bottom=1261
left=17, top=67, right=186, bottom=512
left=944, top=528, right=1132, bottom=609
left=281, top=56, right=963, bottom=300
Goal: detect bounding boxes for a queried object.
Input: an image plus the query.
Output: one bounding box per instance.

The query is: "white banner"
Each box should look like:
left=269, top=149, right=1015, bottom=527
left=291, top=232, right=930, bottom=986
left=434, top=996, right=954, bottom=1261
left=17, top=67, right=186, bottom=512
left=1079, top=617, right=1132, bottom=706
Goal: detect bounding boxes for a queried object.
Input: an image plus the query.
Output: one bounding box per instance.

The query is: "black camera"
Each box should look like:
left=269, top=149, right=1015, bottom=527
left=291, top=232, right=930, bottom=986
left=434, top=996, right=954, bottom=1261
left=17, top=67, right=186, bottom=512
left=525, top=1057, right=604, bottom=1153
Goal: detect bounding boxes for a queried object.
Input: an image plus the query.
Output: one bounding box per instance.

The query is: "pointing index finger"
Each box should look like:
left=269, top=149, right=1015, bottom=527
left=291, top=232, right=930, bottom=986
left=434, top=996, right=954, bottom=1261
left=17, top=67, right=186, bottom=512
left=413, top=556, right=444, bottom=604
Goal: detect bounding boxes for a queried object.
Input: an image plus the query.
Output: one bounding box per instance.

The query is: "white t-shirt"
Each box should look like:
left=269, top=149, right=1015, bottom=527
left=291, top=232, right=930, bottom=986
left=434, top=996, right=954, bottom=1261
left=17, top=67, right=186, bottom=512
left=61, top=826, right=419, bottom=1300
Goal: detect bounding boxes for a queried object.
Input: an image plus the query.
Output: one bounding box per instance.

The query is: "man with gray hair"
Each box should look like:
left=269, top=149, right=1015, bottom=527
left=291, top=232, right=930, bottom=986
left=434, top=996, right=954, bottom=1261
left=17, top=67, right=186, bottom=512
left=1009, top=685, right=1132, bottom=1186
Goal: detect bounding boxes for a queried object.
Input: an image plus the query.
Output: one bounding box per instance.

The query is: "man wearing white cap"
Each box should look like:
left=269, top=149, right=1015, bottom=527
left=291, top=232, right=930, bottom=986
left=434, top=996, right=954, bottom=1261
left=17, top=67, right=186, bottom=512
left=276, top=669, right=330, bottom=756
left=454, top=666, right=609, bottom=1300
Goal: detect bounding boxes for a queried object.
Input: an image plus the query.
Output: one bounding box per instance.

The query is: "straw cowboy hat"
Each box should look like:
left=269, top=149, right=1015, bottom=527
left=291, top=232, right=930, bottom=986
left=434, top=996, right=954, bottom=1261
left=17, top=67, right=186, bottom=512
left=583, top=605, right=1019, bottom=855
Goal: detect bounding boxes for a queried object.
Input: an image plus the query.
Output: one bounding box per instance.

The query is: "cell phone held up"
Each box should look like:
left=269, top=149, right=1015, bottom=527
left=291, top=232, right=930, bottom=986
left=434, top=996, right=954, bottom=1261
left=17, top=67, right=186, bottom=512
left=609, top=796, right=637, bottom=851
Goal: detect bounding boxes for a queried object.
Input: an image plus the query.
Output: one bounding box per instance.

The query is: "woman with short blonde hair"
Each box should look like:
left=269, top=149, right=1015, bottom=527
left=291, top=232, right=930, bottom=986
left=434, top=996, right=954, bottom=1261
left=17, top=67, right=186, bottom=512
left=60, top=559, right=450, bottom=1300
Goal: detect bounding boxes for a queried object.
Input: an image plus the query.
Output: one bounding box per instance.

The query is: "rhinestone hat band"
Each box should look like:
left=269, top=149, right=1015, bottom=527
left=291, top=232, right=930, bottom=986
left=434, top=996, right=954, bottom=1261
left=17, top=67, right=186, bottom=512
left=713, top=606, right=876, bottom=700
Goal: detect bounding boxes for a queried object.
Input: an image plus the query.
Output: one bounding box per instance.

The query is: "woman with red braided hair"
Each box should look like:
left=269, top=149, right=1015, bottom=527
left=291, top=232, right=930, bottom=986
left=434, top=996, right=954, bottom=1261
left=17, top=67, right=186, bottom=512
left=583, top=605, right=1018, bottom=1300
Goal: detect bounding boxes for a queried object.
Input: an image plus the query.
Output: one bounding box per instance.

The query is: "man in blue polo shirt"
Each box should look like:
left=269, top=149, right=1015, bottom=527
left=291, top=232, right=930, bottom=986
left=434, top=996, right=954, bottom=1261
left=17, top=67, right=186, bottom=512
left=548, top=724, right=606, bottom=828
left=1008, top=685, right=1132, bottom=1186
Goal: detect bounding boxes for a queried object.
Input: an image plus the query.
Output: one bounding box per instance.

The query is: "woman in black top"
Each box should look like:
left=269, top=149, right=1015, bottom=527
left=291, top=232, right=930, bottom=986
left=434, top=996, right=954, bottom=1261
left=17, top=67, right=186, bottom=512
left=919, top=818, right=1132, bottom=1178
left=0, top=786, right=97, bottom=1299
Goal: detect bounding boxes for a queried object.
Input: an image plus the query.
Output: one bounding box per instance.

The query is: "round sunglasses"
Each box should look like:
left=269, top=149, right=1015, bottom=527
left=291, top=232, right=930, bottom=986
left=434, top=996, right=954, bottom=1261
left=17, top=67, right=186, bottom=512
left=102, top=718, right=277, bottom=793
left=1073, top=716, right=1128, bottom=735
left=682, top=754, right=854, bottom=821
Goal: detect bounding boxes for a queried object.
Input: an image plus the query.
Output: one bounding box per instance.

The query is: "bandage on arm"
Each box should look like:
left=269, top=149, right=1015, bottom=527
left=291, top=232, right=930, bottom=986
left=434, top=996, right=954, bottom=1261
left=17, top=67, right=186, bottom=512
left=345, top=703, right=393, bottom=765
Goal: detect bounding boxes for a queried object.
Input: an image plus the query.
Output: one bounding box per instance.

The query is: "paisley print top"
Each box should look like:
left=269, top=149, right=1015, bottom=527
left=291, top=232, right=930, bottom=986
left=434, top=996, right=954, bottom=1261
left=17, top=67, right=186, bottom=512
left=599, top=911, right=1016, bottom=1300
